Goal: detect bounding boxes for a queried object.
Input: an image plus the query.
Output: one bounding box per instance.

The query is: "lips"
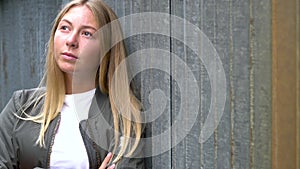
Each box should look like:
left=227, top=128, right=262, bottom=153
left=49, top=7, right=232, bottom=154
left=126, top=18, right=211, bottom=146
left=61, top=52, right=78, bottom=60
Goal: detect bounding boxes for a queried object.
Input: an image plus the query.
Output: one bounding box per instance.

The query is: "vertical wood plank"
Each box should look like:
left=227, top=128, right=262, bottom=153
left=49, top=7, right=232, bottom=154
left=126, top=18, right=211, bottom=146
left=0, top=1, right=4, bottom=109
left=250, top=0, right=272, bottom=168
left=170, top=0, right=202, bottom=168
left=214, top=1, right=232, bottom=168
left=296, top=2, right=300, bottom=169
left=249, top=0, right=272, bottom=168
left=297, top=1, right=300, bottom=168
left=272, top=0, right=299, bottom=168
left=144, top=1, right=171, bottom=168
left=230, top=0, right=251, bottom=168
left=200, top=1, right=217, bottom=168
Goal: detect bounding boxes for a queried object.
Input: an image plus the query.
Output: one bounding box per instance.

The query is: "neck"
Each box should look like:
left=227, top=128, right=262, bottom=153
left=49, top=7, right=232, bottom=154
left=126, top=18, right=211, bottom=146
left=64, top=73, right=96, bottom=94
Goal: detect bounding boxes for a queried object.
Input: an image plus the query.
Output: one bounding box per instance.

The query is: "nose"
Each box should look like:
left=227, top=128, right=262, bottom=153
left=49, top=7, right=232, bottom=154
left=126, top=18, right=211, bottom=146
left=66, top=32, right=79, bottom=48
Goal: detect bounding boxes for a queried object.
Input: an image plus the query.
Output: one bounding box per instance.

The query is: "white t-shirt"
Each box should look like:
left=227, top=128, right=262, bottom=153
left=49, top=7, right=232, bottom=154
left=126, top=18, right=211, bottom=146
left=50, top=88, right=96, bottom=169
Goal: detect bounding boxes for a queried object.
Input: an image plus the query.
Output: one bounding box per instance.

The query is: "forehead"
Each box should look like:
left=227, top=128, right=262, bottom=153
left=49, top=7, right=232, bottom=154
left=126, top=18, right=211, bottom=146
left=61, top=5, right=98, bottom=28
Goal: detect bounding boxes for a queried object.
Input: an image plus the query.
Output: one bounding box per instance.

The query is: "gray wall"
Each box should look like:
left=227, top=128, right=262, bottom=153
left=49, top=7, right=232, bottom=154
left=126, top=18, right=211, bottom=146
left=0, top=0, right=272, bottom=168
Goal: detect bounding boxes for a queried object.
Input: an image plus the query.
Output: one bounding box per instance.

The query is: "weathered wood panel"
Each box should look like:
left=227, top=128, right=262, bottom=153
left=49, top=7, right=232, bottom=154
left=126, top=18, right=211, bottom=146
left=107, top=1, right=172, bottom=168
left=251, top=0, right=272, bottom=168
left=272, top=0, right=300, bottom=168
left=0, top=0, right=63, bottom=109
left=2, top=0, right=293, bottom=169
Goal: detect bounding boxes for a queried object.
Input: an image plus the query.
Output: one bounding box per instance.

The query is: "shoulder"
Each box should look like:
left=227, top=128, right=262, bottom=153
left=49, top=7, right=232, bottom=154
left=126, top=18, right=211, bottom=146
left=0, top=87, right=45, bottom=128
left=13, top=87, right=45, bottom=99
left=12, top=87, right=45, bottom=106
left=8, top=87, right=46, bottom=116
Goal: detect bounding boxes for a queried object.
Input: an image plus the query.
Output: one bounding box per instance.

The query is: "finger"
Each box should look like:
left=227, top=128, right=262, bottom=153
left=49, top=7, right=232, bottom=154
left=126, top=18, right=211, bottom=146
left=107, top=164, right=115, bottom=169
left=99, top=152, right=113, bottom=169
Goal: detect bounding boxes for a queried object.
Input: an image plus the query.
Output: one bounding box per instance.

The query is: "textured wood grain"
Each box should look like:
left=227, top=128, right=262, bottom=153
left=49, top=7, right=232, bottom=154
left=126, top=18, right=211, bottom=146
left=298, top=1, right=300, bottom=168
left=251, top=0, right=272, bottom=168
left=272, top=0, right=300, bottom=168
left=0, top=0, right=285, bottom=169
left=171, top=1, right=203, bottom=168
left=108, top=1, right=172, bottom=168
left=0, top=0, right=63, bottom=109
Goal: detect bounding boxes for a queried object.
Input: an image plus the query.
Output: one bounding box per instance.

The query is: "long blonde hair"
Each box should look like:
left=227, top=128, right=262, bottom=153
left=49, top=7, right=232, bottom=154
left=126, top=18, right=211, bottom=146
left=23, top=0, right=142, bottom=163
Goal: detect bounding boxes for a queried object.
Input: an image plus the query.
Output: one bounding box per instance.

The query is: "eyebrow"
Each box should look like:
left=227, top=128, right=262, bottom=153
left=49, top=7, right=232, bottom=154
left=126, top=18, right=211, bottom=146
left=60, top=19, right=97, bottom=31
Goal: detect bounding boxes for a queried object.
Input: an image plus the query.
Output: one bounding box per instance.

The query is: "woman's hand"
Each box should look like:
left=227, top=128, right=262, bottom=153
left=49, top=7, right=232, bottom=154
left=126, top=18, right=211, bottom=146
left=99, top=152, right=115, bottom=169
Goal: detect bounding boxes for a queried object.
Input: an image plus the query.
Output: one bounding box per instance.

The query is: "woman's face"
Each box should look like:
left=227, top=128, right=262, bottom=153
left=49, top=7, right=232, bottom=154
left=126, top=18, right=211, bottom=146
left=54, top=5, right=100, bottom=78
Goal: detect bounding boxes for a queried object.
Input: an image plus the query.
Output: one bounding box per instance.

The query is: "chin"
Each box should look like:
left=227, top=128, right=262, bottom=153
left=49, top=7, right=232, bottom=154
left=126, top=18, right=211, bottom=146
left=60, top=67, right=75, bottom=75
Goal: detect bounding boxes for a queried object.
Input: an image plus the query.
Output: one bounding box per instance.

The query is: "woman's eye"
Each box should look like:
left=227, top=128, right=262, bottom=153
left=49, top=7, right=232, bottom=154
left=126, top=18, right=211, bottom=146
left=82, top=31, right=93, bottom=37
left=60, top=25, right=69, bottom=31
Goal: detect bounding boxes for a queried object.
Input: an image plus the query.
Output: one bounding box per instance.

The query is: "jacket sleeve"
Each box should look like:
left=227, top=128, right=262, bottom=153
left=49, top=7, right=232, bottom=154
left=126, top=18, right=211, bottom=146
left=108, top=130, right=145, bottom=169
left=113, top=138, right=145, bottom=169
left=0, top=91, right=20, bottom=169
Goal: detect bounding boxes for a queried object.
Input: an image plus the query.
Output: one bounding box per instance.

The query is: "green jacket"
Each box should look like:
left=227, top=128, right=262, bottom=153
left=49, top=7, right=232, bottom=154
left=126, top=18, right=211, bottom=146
left=0, top=88, right=144, bottom=169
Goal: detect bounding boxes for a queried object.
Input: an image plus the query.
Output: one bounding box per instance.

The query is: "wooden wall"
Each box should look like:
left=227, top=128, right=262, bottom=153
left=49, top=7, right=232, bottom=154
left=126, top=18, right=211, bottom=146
left=0, top=0, right=299, bottom=168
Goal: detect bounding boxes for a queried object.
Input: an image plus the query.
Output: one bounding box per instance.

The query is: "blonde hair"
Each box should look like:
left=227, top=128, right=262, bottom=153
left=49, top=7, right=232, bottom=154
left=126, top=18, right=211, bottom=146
left=22, top=0, right=142, bottom=164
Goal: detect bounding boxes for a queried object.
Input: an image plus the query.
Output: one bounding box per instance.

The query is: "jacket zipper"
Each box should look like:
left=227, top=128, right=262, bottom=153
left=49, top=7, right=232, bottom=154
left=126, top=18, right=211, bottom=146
left=46, top=114, right=61, bottom=169
left=86, top=119, right=101, bottom=168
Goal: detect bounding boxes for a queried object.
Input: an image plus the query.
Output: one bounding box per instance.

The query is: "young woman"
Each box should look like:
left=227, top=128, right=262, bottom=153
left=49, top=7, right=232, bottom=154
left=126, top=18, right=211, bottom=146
left=0, top=0, right=144, bottom=168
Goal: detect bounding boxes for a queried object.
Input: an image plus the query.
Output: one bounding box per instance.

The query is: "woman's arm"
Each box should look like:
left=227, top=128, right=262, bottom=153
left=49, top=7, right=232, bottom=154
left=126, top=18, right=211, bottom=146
left=0, top=92, right=19, bottom=168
